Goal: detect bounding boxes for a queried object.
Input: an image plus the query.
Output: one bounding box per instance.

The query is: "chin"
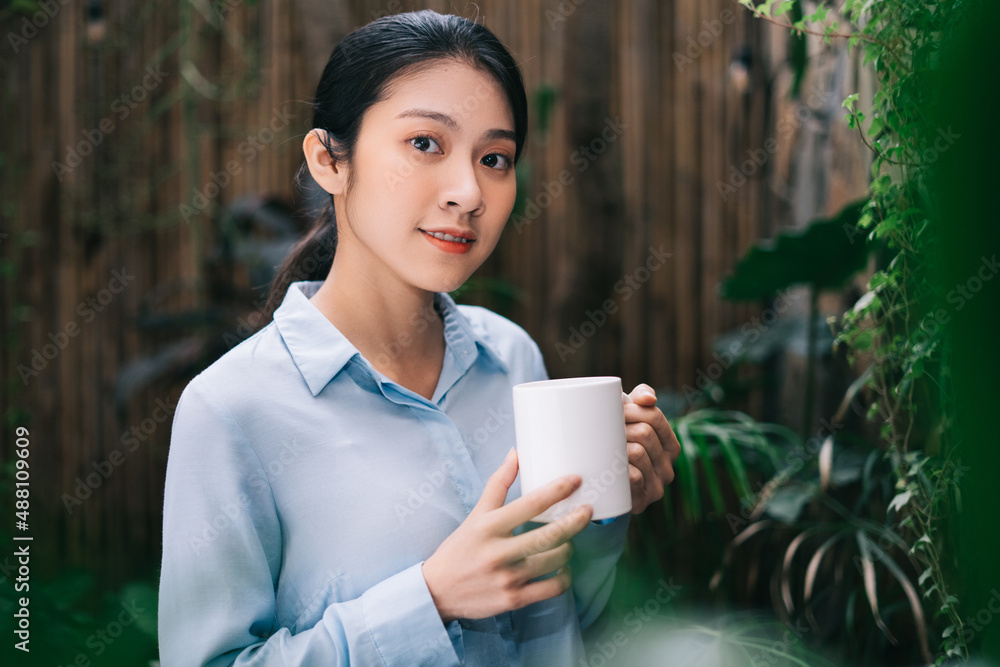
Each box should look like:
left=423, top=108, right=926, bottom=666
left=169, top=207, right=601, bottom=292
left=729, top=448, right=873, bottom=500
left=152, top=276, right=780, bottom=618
left=433, top=277, right=470, bottom=294
left=415, top=263, right=482, bottom=295
left=419, top=270, right=474, bottom=294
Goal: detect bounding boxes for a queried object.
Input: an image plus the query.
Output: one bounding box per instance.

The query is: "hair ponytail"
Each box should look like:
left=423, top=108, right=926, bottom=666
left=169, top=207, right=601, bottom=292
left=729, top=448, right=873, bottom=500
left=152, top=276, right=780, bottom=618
left=256, top=195, right=336, bottom=328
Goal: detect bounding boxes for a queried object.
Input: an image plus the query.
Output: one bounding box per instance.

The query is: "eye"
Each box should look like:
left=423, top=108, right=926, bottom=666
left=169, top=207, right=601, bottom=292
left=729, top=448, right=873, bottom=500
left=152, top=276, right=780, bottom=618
left=481, top=153, right=512, bottom=170
left=410, top=136, right=441, bottom=153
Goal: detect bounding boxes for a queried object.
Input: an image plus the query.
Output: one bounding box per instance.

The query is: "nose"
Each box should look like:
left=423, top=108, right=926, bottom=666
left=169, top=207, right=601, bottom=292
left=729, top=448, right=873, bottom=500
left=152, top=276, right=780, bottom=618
left=439, top=157, right=485, bottom=215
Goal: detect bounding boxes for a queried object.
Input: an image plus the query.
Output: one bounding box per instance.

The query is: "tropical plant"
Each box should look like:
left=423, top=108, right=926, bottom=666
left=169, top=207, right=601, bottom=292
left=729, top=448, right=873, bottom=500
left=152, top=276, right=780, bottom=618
left=711, top=424, right=937, bottom=665
left=667, top=408, right=795, bottom=523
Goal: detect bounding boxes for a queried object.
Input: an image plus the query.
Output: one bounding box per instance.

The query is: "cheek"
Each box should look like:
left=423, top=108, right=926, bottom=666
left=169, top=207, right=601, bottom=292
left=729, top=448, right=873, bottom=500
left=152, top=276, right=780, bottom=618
left=357, top=141, right=429, bottom=192
left=486, top=178, right=517, bottom=218
left=351, top=159, right=432, bottom=222
left=379, top=153, right=425, bottom=197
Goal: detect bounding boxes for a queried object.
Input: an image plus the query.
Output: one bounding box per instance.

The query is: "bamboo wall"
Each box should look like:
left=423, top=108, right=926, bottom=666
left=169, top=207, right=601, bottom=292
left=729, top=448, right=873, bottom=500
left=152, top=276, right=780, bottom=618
left=1, top=0, right=867, bottom=584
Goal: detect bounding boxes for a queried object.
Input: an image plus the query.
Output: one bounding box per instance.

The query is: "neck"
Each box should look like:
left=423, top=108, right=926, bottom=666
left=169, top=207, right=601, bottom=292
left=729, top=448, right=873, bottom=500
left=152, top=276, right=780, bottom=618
left=309, top=252, right=446, bottom=400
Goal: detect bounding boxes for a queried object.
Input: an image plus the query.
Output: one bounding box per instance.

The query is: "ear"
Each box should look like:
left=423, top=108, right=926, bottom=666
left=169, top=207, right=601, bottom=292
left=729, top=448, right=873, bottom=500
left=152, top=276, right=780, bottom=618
left=303, top=129, right=349, bottom=196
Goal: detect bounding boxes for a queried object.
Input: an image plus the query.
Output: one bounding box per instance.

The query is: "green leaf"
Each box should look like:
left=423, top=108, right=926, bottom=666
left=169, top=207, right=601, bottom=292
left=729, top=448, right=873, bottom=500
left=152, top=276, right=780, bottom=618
left=856, top=532, right=896, bottom=643
left=824, top=22, right=838, bottom=44
left=719, top=200, right=871, bottom=299
left=688, top=428, right=727, bottom=515
left=864, top=44, right=878, bottom=65
left=808, top=4, right=829, bottom=22
left=868, top=116, right=885, bottom=137
left=761, top=0, right=782, bottom=17
left=860, top=532, right=932, bottom=658
left=910, top=534, right=933, bottom=555
left=705, top=423, right=752, bottom=500
left=775, top=0, right=795, bottom=16
left=764, top=483, right=816, bottom=523
left=673, top=419, right=702, bottom=521
left=888, top=490, right=912, bottom=513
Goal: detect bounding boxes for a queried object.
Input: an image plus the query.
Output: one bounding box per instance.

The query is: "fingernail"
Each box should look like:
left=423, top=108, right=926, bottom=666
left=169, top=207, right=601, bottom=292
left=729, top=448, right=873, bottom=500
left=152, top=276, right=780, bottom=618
left=506, top=448, right=516, bottom=462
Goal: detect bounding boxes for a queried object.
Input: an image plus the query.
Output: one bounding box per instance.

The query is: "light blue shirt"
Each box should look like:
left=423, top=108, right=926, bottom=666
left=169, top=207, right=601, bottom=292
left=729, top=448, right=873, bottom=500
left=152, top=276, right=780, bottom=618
left=158, top=280, right=629, bottom=666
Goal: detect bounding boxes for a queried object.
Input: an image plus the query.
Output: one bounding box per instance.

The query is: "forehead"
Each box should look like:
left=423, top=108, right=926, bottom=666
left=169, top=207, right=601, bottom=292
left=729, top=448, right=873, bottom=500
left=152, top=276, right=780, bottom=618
left=369, top=59, right=515, bottom=134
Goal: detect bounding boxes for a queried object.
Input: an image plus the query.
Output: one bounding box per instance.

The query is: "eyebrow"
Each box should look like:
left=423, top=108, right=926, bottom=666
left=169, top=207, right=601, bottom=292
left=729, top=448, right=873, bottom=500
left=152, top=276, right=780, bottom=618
left=395, top=108, right=517, bottom=145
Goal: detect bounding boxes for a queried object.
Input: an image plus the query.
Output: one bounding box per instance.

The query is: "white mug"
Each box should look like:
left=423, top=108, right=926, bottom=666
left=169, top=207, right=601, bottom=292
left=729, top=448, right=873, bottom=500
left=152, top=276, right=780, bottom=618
left=512, top=376, right=633, bottom=522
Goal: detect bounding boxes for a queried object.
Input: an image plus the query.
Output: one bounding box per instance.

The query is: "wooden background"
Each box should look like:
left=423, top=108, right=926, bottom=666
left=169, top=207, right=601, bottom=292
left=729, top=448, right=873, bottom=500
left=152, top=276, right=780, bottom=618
left=0, top=0, right=868, bottom=585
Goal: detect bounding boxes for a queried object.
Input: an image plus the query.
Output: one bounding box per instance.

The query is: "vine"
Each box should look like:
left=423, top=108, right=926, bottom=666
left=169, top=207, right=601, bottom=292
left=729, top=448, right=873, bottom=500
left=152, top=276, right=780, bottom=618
left=740, top=0, right=965, bottom=663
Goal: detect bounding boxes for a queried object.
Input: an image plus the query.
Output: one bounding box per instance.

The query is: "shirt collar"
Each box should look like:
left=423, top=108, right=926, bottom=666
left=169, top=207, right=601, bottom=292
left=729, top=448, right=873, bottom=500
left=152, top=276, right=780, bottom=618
left=273, top=281, right=508, bottom=397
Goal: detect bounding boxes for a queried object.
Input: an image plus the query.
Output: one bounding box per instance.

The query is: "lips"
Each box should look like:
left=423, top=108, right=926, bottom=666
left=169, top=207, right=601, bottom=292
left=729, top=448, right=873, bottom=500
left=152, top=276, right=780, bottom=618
left=419, top=228, right=476, bottom=254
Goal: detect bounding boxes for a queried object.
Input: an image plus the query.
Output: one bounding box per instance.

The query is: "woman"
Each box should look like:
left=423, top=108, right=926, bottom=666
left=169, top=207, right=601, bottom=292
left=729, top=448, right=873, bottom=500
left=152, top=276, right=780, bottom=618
left=158, top=10, right=680, bottom=666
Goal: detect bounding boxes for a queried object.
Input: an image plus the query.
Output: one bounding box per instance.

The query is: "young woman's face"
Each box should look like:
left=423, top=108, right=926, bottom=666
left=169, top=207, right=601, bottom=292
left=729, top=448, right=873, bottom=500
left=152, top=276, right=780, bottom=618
left=335, top=60, right=518, bottom=294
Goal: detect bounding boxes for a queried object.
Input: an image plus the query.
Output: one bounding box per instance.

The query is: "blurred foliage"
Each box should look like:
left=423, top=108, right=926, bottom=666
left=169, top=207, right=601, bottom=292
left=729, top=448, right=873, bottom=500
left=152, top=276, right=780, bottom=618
left=0, top=461, right=159, bottom=665
left=925, top=0, right=1000, bottom=662
left=721, top=199, right=872, bottom=438
left=650, top=398, right=939, bottom=664
left=113, top=196, right=307, bottom=408
left=711, top=429, right=951, bottom=665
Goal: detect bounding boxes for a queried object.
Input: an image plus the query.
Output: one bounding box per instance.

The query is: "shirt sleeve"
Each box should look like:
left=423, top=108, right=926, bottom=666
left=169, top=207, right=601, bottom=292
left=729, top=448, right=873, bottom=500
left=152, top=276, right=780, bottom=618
left=157, top=377, right=460, bottom=667
left=569, top=514, right=630, bottom=631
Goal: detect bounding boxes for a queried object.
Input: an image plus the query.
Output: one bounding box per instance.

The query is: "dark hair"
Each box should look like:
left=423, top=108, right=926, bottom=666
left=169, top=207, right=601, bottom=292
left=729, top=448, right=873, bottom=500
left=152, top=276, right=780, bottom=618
left=257, top=10, right=528, bottom=327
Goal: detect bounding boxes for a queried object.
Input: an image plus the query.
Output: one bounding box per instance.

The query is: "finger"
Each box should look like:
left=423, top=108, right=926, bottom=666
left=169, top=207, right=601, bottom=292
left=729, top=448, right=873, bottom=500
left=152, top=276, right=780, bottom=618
left=507, top=503, right=591, bottom=560
left=658, top=459, right=676, bottom=486
left=623, top=401, right=660, bottom=424
left=627, top=442, right=655, bottom=486
left=494, top=472, right=582, bottom=533
left=627, top=383, right=658, bottom=407
left=626, top=442, right=659, bottom=508
left=624, top=403, right=680, bottom=466
left=657, top=418, right=682, bottom=463
left=626, top=420, right=665, bottom=467
left=472, top=448, right=520, bottom=516
left=513, top=541, right=574, bottom=583
left=511, top=566, right=572, bottom=611
left=634, top=439, right=664, bottom=496
left=627, top=416, right=677, bottom=489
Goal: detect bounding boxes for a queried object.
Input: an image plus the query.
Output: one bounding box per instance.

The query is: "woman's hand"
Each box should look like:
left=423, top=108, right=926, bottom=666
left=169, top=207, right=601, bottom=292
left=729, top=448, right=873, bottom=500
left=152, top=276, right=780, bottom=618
left=421, top=448, right=593, bottom=624
left=623, top=384, right=682, bottom=514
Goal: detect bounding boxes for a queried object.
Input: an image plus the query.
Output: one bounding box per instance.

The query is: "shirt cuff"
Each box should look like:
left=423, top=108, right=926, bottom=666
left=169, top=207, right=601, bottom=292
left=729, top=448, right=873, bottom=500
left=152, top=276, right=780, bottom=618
left=591, top=515, right=623, bottom=526
left=445, top=619, right=465, bottom=664
left=359, top=561, right=461, bottom=666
